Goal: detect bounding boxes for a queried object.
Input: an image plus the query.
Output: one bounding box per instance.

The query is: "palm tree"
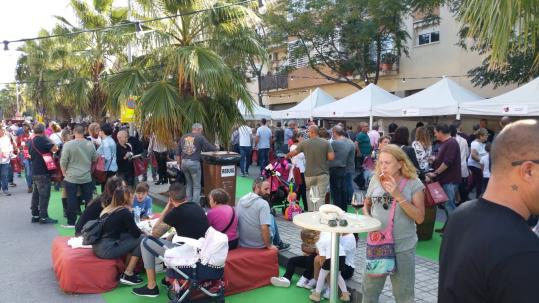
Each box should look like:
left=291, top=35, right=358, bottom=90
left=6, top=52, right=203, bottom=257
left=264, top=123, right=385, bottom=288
left=106, top=0, right=266, bottom=146
left=457, top=0, right=539, bottom=68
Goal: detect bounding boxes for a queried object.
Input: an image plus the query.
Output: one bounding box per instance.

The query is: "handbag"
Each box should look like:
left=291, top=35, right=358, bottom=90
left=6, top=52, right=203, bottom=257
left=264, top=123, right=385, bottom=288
left=149, top=152, right=158, bottom=168
left=92, top=155, right=108, bottom=184
left=133, top=157, right=148, bottom=177
left=363, top=156, right=375, bottom=171
left=50, top=157, right=64, bottom=183
left=251, top=149, right=258, bottom=164
left=10, top=157, right=22, bottom=173
left=365, top=179, right=407, bottom=277
left=30, top=139, right=57, bottom=171
left=81, top=207, right=122, bottom=245
left=424, top=181, right=449, bottom=208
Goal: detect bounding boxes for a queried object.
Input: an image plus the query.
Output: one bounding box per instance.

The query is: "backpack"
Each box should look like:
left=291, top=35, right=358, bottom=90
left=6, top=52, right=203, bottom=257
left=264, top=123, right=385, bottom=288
left=81, top=208, right=121, bottom=245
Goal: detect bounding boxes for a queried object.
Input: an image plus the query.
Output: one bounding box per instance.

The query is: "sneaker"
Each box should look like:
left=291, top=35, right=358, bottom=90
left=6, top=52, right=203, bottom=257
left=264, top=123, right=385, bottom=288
left=296, top=276, right=308, bottom=288
left=2, top=191, right=11, bottom=196
left=9, top=183, right=16, bottom=187
left=309, top=292, right=321, bottom=302
left=27, top=187, right=33, bottom=193
left=132, top=285, right=159, bottom=298
left=120, top=273, right=143, bottom=286
left=305, top=279, right=316, bottom=290
left=277, top=242, right=290, bottom=251
left=340, top=292, right=351, bottom=302
left=40, top=217, right=58, bottom=224
left=31, top=216, right=40, bottom=223
left=270, top=276, right=290, bottom=288
left=61, top=224, right=75, bottom=229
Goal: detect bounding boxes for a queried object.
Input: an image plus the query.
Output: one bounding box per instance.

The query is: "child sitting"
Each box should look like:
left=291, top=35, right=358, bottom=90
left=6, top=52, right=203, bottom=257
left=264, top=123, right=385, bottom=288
left=309, top=232, right=353, bottom=302
left=133, top=182, right=153, bottom=219
left=270, top=229, right=320, bottom=289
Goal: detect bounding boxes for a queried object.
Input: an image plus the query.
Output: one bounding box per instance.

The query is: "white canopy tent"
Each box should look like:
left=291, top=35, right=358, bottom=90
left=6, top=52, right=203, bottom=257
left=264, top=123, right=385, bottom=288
left=459, top=77, right=539, bottom=116
left=271, top=87, right=335, bottom=120
left=312, top=83, right=400, bottom=127
left=237, top=99, right=272, bottom=120
left=372, top=77, right=484, bottom=118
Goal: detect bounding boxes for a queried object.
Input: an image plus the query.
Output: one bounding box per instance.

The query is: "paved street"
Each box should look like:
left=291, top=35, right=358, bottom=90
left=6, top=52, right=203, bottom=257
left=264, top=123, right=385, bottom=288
left=0, top=176, right=104, bottom=303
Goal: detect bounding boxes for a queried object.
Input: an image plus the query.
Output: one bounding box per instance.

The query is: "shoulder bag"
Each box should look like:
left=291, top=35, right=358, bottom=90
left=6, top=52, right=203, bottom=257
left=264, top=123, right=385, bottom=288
left=30, top=138, right=57, bottom=171
left=365, top=179, right=407, bottom=277
left=424, top=181, right=449, bottom=207
left=81, top=207, right=122, bottom=245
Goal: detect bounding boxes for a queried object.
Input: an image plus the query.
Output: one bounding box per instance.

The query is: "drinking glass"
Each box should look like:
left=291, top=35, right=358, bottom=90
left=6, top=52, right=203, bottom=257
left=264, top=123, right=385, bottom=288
left=310, top=186, right=320, bottom=213
left=351, top=191, right=365, bottom=215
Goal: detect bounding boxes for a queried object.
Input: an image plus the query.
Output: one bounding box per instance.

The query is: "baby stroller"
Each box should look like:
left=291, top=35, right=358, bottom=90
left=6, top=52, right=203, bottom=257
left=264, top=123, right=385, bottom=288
left=143, top=227, right=228, bottom=303
left=263, top=154, right=292, bottom=215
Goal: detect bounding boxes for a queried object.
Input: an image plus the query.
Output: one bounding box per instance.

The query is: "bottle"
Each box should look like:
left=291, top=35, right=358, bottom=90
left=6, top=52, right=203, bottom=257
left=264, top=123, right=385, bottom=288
left=134, top=206, right=141, bottom=224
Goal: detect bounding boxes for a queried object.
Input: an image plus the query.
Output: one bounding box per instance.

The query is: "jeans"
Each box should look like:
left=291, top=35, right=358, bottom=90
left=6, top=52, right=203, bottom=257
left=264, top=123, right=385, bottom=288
left=304, top=174, right=330, bottom=211
left=442, top=183, right=459, bottom=213
left=345, top=172, right=354, bottom=204
left=329, top=167, right=347, bottom=211
left=239, top=146, right=252, bottom=175
left=93, top=233, right=143, bottom=260
left=269, top=215, right=283, bottom=246
left=258, top=148, right=270, bottom=171
left=362, top=248, right=416, bottom=303
left=31, top=175, right=51, bottom=219
left=283, top=254, right=316, bottom=281
left=64, top=181, right=94, bottom=225
left=23, top=158, right=32, bottom=188
left=182, top=159, right=202, bottom=203
left=0, top=163, right=9, bottom=192
left=8, top=164, right=13, bottom=183
left=140, top=237, right=174, bottom=269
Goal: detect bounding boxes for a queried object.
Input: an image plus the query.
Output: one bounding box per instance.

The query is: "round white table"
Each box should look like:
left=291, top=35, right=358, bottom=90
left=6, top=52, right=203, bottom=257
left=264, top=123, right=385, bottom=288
left=293, top=212, right=382, bottom=303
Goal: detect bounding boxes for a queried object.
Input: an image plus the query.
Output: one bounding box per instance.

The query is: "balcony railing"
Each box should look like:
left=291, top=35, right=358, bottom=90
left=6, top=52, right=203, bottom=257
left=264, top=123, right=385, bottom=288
left=260, top=74, right=288, bottom=91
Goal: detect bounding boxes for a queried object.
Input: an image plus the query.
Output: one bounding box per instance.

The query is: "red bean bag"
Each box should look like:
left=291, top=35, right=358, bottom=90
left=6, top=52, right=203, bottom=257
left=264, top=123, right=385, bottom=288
left=51, top=236, right=125, bottom=294
left=223, top=247, right=278, bottom=296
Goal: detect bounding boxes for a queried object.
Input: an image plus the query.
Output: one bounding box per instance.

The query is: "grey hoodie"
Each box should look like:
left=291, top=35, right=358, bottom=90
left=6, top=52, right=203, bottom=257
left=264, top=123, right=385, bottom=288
left=235, top=192, right=272, bottom=248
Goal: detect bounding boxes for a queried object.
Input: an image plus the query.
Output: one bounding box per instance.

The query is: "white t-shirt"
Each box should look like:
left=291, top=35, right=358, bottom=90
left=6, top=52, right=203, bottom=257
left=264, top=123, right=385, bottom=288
left=238, top=125, right=252, bottom=147
left=316, top=232, right=346, bottom=258
left=341, top=234, right=357, bottom=268
left=256, top=126, right=272, bottom=149
left=468, top=140, right=486, bottom=168
left=480, top=154, right=491, bottom=178
left=49, top=132, right=63, bottom=146
left=289, top=144, right=305, bottom=173
left=0, top=135, right=13, bottom=164
left=456, top=135, right=470, bottom=178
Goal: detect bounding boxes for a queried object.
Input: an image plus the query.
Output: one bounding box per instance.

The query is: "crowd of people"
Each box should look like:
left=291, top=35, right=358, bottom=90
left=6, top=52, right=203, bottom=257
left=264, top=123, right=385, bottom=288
left=4, top=114, right=535, bottom=302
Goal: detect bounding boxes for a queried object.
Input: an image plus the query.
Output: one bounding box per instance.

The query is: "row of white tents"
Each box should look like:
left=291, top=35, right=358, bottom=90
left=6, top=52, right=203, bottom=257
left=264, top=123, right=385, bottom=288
left=238, top=76, right=539, bottom=121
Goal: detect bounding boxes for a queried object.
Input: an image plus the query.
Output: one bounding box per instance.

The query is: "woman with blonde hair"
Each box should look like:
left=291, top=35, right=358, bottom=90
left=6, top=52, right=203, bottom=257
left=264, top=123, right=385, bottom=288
left=411, top=126, right=432, bottom=177
left=362, top=144, right=425, bottom=303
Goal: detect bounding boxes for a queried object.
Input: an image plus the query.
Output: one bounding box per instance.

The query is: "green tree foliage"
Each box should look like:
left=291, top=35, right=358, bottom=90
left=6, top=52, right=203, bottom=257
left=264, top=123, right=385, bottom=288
left=265, top=0, right=442, bottom=88
left=106, top=0, right=265, bottom=145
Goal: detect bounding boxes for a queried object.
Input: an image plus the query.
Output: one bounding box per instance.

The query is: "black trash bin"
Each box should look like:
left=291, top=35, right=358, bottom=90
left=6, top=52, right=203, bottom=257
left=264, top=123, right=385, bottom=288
left=201, top=152, right=241, bottom=206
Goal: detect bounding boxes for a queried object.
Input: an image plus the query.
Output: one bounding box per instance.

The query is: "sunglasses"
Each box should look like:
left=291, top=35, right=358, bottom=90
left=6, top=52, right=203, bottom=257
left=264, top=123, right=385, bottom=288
left=511, top=160, right=539, bottom=166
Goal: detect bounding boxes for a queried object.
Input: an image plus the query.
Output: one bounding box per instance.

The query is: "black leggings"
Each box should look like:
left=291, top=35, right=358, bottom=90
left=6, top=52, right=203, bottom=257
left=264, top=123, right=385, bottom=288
left=283, top=254, right=316, bottom=281
left=296, top=173, right=307, bottom=211
left=322, top=256, right=354, bottom=279
left=466, top=166, right=483, bottom=199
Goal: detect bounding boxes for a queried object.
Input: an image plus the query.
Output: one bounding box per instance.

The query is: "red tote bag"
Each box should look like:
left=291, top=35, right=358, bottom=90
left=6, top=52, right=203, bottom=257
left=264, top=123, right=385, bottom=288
left=133, top=158, right=148, bottom=177
left=425, top=182, right=449, bottom=207
left=92, top=155, right=107, bottom=184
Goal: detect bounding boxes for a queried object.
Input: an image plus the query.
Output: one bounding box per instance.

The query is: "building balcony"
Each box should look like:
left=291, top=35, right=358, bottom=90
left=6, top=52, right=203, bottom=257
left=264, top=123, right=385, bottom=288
left=260, top=74, right=288, bottom=91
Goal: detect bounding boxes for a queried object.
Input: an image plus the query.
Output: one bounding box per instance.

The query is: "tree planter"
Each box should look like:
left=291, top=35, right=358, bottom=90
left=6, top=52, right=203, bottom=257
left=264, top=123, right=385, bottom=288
left=417, top=206, right=437, bottom=241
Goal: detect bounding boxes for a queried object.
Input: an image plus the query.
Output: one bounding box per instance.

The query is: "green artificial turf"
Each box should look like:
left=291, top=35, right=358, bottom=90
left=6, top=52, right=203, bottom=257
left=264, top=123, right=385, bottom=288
left=47, top=176, right=440, bottom=302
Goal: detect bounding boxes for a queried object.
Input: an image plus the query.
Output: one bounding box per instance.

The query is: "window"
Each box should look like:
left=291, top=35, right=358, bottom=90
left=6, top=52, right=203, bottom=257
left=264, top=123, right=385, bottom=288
left=417, top=31, right=440, bottom=46
left=287, top=40, right=309, bottom=69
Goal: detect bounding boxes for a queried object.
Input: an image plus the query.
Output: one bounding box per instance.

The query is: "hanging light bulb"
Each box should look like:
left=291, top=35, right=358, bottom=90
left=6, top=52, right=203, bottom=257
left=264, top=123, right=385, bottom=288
left=402, top=78, right=406, bottom=83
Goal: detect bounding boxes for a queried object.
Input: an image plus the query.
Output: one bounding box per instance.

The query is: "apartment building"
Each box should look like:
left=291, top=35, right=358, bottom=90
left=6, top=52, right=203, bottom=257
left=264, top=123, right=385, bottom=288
left=248, top=5, right=517, bottom=112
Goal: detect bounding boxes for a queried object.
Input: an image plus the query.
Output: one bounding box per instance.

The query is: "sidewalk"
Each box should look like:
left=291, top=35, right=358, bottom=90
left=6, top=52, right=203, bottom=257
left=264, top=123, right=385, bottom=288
left=148, top=166, right=440, bottom=303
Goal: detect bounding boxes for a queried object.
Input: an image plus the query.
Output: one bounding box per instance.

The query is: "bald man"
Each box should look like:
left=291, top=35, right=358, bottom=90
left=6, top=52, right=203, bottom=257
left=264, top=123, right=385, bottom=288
left=439, top=120, right=539, bottom=303
left=287, top=125, right=335, bottom=211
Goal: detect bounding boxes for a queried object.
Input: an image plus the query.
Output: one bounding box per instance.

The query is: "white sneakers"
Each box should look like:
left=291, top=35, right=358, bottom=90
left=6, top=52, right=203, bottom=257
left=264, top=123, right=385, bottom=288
left=296, top=276, right=316, bottom=289
left=270, top=276, right=291, bottom=288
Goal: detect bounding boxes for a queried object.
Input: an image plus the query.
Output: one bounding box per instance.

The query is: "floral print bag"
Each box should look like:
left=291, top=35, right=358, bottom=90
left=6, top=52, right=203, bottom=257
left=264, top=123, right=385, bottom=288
left=365, top=179, right=407, bottom=277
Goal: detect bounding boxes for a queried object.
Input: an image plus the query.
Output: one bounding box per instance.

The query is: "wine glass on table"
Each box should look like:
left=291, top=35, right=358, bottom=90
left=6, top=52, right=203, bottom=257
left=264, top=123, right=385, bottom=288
left=351, top=191, right=365, bottom=216
left=310, top=186, right=320, bottom=214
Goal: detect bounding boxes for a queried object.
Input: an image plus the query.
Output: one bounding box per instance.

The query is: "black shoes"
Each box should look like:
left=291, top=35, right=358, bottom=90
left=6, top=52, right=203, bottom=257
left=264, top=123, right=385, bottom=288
left=277, top=242, right=291, bottom=251
left=119, top=273, right=143, bottom=286
left=40, top=217, right=58, bottom=224
left=132, top=285, right=160, bottom=298
left=31, top=216, right=40, bottom=223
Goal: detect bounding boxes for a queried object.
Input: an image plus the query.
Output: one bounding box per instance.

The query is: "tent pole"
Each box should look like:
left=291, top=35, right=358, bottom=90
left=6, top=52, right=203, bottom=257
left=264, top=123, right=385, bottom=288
left=369, top=115, right=373, bottom=130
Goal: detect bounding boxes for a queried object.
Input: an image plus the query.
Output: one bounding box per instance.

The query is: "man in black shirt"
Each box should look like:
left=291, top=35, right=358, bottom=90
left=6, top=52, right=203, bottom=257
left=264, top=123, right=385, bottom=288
left=28, top=123, right=59, bottom=224
left=439, top=119, right=539, bottom=303
left=133, top=182, right=209, bottom=298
